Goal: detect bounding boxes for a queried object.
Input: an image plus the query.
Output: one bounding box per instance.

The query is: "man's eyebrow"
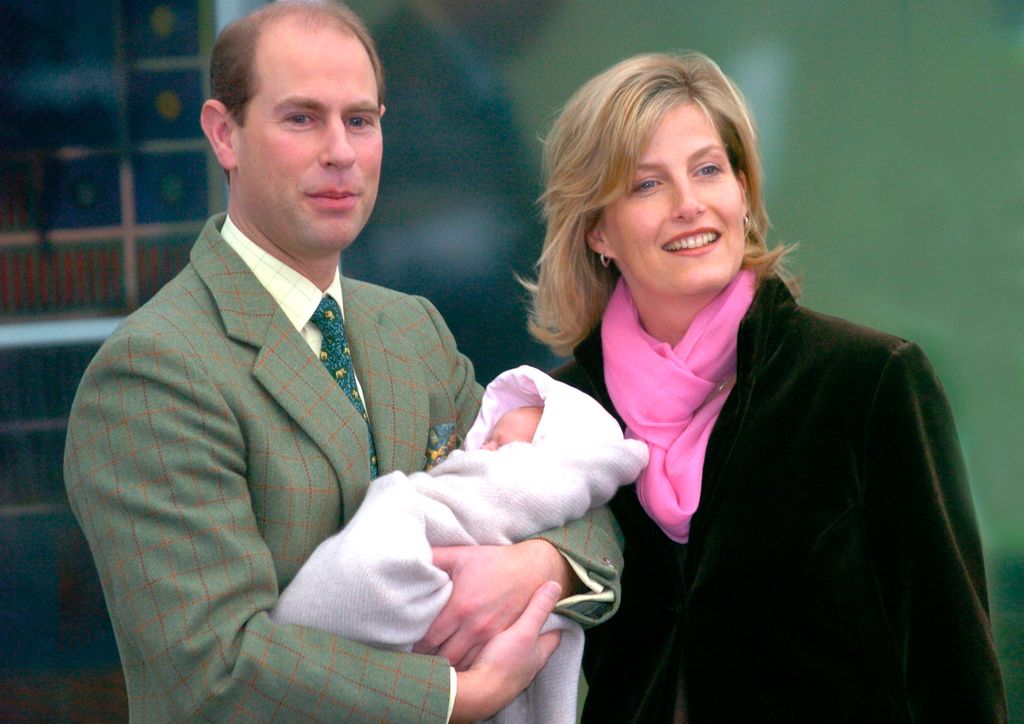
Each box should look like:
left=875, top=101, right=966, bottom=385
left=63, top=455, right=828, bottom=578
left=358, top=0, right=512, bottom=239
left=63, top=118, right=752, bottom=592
left=273, top=96, right=380, bottom=115
left=273, top=96, right=326, bottom=113
left=346, top=102, right=382, bottom=116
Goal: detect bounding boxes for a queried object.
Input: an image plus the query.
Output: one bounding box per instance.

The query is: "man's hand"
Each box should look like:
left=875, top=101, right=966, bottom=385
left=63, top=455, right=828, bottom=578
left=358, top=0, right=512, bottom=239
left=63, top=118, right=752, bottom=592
left=450, top=581, right=562, bottom=723
left=413, top=539, right=577, bottom=669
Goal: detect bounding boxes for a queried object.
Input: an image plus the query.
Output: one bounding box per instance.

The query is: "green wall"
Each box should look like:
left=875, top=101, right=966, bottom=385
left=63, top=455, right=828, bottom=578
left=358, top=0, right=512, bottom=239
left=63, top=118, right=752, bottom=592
left=354, top=0, right=1023, bottom=713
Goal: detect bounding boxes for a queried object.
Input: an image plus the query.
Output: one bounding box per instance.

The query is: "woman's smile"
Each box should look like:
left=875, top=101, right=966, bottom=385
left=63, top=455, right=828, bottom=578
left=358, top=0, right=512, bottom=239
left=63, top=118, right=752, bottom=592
left=662, top=230, right=719, bottom=252
left=587, top=102, right=748, bottom=344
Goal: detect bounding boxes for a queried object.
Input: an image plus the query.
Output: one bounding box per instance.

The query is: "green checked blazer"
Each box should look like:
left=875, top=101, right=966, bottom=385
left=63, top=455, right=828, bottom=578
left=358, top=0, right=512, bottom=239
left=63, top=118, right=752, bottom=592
left=64, top=215, right=623, bottom=722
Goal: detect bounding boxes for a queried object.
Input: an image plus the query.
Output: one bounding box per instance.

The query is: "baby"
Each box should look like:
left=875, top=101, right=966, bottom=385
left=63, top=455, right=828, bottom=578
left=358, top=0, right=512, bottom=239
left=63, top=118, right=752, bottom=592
left=479, top=405, right=543, bottom=450
left=271, top=366, right=648, bottom=724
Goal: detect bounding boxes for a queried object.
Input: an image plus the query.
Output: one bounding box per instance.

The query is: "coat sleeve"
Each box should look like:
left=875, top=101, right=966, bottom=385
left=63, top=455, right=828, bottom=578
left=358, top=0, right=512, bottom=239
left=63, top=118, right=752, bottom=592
left=862, top=341, right=1007, bottom=722
left=63, top=328, right=452, bottom=722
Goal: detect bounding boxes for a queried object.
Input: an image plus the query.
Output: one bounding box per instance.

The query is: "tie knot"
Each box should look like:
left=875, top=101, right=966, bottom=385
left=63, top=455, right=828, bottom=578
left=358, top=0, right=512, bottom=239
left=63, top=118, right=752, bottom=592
left=310, top=295, right=344, bottom=335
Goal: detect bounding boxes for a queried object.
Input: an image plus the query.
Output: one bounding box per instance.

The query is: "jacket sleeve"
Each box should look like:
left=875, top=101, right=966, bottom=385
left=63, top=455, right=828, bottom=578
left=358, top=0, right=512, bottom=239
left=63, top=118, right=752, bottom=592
left=63, top=328, right=452, bottom=722
left=862, top=341, right=1006, bottom=722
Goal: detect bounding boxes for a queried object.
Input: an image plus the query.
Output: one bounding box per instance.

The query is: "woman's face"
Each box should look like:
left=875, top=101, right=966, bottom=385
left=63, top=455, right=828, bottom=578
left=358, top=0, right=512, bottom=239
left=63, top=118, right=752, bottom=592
left=588, top=102, right=748, bottom=344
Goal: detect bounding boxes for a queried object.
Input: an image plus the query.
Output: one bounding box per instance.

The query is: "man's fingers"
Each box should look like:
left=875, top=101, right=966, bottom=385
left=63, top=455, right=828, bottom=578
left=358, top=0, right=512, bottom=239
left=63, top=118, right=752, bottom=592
left=430, top=545, right=458, bottom=573
left=537, top=630, right=562, bottom=662
left=438, top=608, right=500, bottom=665
left=513, top=581, right=561, bottom=635
left=438, top=633, right=473, bottom=667
left=413, top=602, right=461, bottom=655
left=413, top=614, right=458, bottom=655
left=454, top=643, right=483, bottom=672
left=413, top=547, right=461, bottom=654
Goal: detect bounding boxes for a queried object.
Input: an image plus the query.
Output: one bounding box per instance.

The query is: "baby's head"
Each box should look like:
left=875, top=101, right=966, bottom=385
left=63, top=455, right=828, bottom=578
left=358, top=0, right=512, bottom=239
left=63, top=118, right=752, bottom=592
left=463, top=365, right=627, bottom=453
left=480, top=405, right=544, bottom=451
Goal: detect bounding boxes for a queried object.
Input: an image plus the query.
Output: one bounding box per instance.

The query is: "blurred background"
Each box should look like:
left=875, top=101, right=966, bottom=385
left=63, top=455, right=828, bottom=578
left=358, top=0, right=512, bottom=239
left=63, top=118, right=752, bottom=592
left=1, top=0, right=1020, bottom=719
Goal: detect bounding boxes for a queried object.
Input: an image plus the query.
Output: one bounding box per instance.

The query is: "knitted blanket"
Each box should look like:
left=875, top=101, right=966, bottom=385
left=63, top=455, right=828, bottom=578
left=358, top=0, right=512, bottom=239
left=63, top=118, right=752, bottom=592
left=271, top=366, right=648, bottom=722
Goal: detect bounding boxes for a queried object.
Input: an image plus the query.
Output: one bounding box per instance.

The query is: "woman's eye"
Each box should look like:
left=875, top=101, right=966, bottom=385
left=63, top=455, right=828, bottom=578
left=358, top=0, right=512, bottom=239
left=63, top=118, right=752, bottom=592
left=696, top=164, right=721, bottom=177
left=633, top=179, right=657, bottom=192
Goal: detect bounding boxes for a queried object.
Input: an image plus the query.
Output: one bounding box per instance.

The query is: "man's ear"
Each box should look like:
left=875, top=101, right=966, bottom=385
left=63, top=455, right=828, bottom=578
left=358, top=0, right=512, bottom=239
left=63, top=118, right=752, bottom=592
left=200, top=99, right=238, bottom=173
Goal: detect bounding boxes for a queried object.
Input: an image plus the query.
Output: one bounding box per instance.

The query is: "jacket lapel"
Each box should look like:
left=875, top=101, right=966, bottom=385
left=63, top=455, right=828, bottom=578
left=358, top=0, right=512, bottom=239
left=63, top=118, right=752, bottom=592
left=190, top=217, right=371, bottom=515
left=340, top=277, right=427, bottom=488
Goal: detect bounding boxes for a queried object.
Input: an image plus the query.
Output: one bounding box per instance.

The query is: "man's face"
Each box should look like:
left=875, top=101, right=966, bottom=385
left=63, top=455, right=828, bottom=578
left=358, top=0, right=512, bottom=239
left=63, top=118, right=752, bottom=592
left=214, top=17, right=383, bottom=285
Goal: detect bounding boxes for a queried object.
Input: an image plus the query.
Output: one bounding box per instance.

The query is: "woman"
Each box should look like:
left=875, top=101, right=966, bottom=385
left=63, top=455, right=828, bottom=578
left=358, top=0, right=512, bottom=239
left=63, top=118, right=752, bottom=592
left=528, top=52, right=1006, bottom=722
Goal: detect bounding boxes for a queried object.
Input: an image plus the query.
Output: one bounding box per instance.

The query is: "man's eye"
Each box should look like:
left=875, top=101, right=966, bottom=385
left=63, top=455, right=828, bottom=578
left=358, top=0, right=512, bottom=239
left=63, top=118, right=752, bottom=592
left=288, top=114, right=312, bottom=124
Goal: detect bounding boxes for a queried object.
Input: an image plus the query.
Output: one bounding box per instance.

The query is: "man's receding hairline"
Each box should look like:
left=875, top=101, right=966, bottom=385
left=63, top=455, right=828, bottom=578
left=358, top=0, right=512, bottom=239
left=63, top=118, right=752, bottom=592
left=247, top=13, right=374, bottom=108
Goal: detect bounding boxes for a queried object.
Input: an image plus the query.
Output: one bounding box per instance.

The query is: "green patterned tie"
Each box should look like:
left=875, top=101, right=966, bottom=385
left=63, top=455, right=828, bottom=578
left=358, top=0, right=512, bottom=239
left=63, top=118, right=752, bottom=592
left=310, top=295, right=379, bottom=479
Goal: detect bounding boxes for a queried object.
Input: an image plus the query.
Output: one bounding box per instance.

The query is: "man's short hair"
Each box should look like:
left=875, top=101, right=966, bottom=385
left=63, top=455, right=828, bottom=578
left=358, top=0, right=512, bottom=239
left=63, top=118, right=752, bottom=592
left=209, top=0, right=385, bottom=124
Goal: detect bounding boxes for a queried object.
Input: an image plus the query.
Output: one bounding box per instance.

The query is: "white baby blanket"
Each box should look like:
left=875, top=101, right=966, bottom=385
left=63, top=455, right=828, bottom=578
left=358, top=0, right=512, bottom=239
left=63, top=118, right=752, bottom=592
left=272, top=366, right=648, bottom=723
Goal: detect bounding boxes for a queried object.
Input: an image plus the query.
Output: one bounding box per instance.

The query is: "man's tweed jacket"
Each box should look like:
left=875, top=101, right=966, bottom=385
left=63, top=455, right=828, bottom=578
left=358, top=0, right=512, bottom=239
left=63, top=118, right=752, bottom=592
left=64, top=215, right=623, bottom=722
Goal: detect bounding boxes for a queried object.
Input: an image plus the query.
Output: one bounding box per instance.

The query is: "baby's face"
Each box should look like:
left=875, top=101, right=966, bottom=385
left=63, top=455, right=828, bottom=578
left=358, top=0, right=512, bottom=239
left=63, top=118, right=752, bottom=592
left=480, top=405, right=544, bottom=451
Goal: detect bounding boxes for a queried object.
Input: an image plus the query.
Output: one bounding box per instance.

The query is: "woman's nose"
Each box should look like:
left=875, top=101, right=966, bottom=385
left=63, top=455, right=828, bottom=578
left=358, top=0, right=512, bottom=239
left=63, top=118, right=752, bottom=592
left=672, top=184, right=705, bottom=221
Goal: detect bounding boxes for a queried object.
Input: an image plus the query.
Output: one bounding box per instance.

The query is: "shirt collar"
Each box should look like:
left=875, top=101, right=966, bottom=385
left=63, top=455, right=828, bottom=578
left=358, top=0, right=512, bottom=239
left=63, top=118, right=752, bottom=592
left=221, top=214, right=345, bottom=331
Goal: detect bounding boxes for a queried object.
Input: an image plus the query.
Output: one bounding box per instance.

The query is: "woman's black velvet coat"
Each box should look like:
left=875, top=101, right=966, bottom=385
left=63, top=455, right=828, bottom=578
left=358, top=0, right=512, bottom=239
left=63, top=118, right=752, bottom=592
left=555, top=277, right=1006, bottom=723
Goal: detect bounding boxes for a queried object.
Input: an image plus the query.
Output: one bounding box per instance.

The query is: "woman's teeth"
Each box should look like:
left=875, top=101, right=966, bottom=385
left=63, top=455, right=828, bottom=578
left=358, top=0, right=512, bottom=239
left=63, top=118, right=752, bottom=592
left=663, top=231, right=718, bottom=251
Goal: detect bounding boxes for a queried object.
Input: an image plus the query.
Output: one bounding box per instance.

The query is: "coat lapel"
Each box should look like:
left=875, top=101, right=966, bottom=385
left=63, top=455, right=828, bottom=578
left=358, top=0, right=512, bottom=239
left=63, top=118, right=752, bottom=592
left=190, top=217, right=372, bottom=518
left=340, top=277, right=428, bottom=490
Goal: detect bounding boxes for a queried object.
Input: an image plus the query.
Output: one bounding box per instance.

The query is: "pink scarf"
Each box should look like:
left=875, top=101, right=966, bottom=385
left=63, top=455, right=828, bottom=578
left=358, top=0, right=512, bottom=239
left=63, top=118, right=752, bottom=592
left=601, top=271, right=755, bottom=542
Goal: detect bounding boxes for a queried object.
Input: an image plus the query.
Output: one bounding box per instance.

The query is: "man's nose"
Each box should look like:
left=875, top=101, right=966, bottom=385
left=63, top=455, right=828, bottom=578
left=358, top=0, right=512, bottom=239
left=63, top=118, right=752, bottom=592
left=320, top=120, right=357, bottom=167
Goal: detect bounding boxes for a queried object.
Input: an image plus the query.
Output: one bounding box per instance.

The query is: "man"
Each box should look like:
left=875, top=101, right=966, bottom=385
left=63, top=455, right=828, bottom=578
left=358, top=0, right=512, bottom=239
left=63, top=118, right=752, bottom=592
left=63, top=2, right=622, bottom=721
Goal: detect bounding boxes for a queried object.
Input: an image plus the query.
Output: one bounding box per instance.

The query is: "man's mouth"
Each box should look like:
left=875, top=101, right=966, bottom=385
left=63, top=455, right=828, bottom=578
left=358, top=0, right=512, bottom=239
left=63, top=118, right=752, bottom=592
left=309, top=189, right=355, bottom=199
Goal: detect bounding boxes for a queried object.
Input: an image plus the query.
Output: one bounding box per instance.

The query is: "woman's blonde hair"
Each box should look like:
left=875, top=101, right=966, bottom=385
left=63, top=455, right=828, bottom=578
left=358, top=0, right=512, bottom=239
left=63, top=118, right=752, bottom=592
left=526, top=51, right=791, bottom=356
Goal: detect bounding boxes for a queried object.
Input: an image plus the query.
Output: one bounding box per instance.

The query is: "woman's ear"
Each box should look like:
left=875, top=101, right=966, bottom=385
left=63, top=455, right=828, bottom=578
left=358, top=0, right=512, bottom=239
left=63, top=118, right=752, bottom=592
left=586, top=221, right=609, bottom=257
left=200, top=99, right=239, bottom=173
